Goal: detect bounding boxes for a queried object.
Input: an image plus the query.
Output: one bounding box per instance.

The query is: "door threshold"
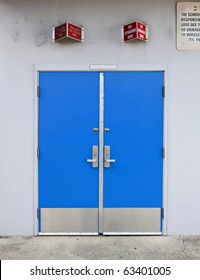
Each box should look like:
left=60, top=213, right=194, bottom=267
left=38, top=232, right=162, bottom=236
left=38, top=232, right=99, bottom=236
left=103, top=232, right=163, bottom=236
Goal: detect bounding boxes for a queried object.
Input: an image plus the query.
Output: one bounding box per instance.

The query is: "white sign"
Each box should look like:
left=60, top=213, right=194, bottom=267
left=177, top=2, right=200, bottom=50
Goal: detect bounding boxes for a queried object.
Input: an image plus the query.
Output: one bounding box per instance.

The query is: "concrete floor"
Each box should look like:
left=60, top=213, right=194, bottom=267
left=0, top=236, right=200, bottom=259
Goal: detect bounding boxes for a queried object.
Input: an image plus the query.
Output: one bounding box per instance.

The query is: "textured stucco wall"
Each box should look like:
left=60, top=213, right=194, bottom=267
left=0, top=0, right=200, bottom=235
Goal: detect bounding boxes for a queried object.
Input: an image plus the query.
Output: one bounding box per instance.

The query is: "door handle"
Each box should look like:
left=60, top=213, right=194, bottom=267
left=105, top=159, right=116, bottom=163
left=104, top=146, right=116, bottom=168
left=87, top=145, right=98, bottom=168
left=87, top=159, right=97, bottom=162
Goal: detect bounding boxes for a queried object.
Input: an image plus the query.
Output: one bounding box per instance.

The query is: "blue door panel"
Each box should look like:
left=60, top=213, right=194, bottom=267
left=104, top=72, right=163, bottom=208
left=39, top=72, right=99, bottom=208
left=39, top=71, right=164, bottom=233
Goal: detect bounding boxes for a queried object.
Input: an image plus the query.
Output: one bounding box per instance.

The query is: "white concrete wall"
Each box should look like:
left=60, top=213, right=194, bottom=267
left=0, top=0, right=200, bottom=235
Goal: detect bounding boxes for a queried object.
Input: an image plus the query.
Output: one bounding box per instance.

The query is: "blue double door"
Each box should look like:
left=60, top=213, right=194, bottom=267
left=39, top=71, right=164, bottom=234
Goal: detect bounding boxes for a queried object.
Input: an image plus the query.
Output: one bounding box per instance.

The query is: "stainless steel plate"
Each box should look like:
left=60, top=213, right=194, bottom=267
left=41, top=208, right=98, bottom=233
left=103, top=208, right=161, bottom=233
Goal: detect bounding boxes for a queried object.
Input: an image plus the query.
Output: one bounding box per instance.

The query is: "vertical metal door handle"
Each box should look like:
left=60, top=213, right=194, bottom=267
left=87, top=146, right=98, bottom=168
left=104, top=146, right=116, bottom=168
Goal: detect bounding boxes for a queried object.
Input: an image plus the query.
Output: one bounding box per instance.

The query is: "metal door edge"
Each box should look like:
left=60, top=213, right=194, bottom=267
left=103, top=232, right=162, bottom=236
left=39, top=232, right=99, bottom=236
left=34, top=64, right=167, bottom=72
left=98, top=73, right=104, bottom=234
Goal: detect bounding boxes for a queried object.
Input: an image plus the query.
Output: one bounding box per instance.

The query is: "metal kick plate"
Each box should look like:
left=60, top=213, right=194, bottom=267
left=103, top=208, right=161, bottom=233
left=41, top=208, right=98, bottom=233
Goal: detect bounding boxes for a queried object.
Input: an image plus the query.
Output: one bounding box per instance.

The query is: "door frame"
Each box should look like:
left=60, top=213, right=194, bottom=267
left=34, top=64, right=168, bottom=236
